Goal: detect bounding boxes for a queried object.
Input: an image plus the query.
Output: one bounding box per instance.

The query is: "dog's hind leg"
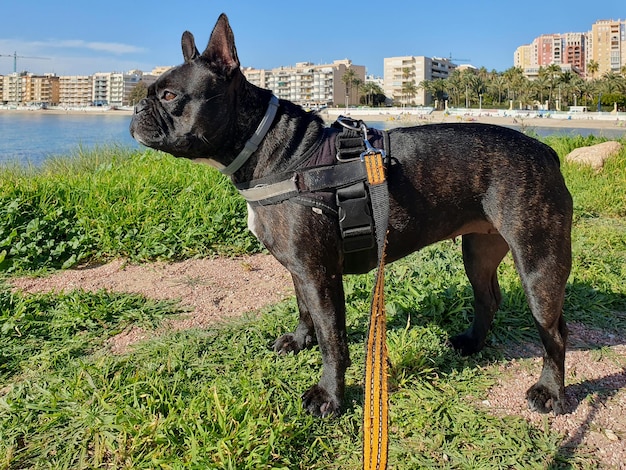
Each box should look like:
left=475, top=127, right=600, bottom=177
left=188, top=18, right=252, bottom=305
left=509, top=226, right=571, bottom=415
left=450, top=233, right=509, bottom=355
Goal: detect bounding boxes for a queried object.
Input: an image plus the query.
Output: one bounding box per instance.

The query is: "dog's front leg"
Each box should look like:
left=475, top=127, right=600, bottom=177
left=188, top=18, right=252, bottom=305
left=251, top=204, right=349, bottom=416
left=290, top=270, right=350, bottom=417
left=273, top=279, right=317, bottom=354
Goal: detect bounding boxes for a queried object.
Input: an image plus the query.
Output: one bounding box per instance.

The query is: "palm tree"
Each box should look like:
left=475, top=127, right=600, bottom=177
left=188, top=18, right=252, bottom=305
left=600, top=71, right=626, bottom=94
left=361, top=82, right=384, bottom=106
left=401, top=80, right=418, bottom=106
left=587, top=60, right=599, bottom=80
left=399, top=67, right=413, bottom=106
left=502, top=67, right=525, bottom=103
left=489, top=74, right=507, bottom=106
left=577, top=79, right=597, bottom=106
left=419, top=78, right=447, bottom=108
left=464, top=73, right=486, bottom=108
left=532, top=73, right=550, bottom=108
left=341, top=68, right=357, bottom=108
left=444, top=70, right=464, bottom=107
left=558, top=71, right=575, bottom=108
left=567, top=74, right=586, bottom=107
left=540, top=64, right=562, bottom=109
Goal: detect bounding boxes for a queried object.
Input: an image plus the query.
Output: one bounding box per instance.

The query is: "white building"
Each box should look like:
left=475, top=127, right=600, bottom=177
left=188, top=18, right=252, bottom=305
left=383, top=56, right=456, bottom=106
left=243, top=59, right=365, bottom=108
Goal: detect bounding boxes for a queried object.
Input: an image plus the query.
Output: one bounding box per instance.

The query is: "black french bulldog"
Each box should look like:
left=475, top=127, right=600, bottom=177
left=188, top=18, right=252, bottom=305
left=131, top=14, right=572, bottom=417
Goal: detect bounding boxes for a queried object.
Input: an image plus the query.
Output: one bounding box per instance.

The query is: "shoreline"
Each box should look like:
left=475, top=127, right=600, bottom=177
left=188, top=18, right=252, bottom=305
left=325, top=109, right=626, bottom=131
left=0, top=107, right=134, bottom=116
left=1, top=106, right=626, bottom=132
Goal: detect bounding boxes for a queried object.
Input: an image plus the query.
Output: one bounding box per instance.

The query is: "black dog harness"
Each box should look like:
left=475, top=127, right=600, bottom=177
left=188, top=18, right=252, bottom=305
left=235, top=116, right=390, bottom=268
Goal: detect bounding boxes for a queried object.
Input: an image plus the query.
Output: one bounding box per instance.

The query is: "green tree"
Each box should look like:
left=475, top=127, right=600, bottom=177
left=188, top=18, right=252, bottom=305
left=128, top=81, right=148, bottom=106
left=532, top=73, right=550, bottom=108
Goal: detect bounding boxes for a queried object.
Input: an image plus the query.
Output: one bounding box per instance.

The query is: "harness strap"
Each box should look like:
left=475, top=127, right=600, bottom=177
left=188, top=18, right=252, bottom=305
left=236, top=159, right=368, bottom=205
left=221, top=95, right=280, bottom=176
left=362, top=150, right=390, bottom=470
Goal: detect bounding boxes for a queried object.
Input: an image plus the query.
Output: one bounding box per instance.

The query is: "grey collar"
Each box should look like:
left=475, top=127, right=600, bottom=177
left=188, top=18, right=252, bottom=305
left=221, top=95, right=280, bottom=176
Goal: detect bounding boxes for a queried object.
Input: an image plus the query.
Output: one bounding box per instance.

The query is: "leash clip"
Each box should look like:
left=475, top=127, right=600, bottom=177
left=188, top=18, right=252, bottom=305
left=360, top=121, right=386, bottom=161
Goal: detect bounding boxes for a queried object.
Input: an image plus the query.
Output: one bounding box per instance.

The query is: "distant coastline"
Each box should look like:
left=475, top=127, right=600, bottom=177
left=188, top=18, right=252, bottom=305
left=0, top=106, right=134, bottom=116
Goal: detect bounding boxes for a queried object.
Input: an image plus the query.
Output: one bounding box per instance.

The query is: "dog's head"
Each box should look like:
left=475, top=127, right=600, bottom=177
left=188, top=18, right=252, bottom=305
left=130, top=14, right=260, bottom=168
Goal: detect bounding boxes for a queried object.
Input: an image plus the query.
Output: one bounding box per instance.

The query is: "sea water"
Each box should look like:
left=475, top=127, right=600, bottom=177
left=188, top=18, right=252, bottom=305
left=1, top=112, right=624, bottom=167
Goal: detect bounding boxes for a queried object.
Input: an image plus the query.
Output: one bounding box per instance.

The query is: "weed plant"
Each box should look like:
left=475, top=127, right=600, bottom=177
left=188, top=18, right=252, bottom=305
left=0, top=137, right=625, bottom=468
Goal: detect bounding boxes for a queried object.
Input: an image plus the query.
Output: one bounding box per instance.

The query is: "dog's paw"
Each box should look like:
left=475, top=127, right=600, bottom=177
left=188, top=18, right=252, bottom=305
left=273, top=333, right=313, bottom=355
left=302, top=385, right=341, bottom=418
left=448, top=332, right=484, bottom=356
left=526, top=383, right=567, bottom=415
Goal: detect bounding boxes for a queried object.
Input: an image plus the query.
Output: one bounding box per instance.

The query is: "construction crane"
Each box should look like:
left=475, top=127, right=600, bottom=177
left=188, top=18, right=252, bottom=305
left=448, top=53, right=471, bottom=64
left=0, top=51, right=50, bottom=73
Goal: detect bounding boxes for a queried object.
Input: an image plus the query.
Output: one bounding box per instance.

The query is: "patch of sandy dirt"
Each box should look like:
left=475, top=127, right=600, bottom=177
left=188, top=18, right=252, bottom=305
left=9, top=256, right=626, bottom=467
left=10, top=254, right=293, bottom=353
left=486, top=322, right=626, bottom=468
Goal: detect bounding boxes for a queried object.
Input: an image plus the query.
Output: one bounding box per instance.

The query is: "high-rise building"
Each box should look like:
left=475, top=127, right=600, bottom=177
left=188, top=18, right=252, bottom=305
left=587, top=19, right=626, bottom=76
left=514, top=19, right=625, bottom=79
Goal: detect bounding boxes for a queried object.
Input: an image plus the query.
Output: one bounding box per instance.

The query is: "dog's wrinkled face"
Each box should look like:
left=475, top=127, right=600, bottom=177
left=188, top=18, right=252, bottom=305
left=130, top=14, right=240, bottom=163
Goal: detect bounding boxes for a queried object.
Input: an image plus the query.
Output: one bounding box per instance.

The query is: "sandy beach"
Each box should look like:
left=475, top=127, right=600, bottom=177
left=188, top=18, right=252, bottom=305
left=327, top=109, right=626, bottom=131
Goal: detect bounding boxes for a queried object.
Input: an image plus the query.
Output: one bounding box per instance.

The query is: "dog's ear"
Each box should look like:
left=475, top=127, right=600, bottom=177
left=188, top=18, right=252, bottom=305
left=181, top=31, right=200, bottom=62
left=202, top=13, right=240, bottom=73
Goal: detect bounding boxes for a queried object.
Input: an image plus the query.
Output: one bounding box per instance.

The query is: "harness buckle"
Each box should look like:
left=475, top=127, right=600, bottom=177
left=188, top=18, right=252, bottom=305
left=336, top=183, right=375, bottom=253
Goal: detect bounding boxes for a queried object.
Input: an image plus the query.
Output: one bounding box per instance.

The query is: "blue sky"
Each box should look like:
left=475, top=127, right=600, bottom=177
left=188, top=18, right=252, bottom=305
left=1, top=1, right=624, bottom=77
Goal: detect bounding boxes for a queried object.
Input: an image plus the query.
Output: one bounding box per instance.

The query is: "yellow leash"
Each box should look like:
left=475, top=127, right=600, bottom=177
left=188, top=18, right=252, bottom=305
left=362, top=150, right=389, bottom=470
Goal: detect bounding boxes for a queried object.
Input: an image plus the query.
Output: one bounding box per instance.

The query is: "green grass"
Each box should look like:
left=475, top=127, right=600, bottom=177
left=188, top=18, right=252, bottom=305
left=1, top=136, right=625, bottom=468
left=0, top=146, right=261, bottom=274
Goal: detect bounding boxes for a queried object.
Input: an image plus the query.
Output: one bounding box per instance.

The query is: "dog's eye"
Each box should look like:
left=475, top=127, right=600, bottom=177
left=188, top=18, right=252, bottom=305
left=162, top=91, right=177, bottom=102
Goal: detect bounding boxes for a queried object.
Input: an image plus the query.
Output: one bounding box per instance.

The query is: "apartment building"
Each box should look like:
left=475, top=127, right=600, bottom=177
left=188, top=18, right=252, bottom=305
left=383, top=55, right=455, bottom=106
left=24, top=74, right=60, bottom=105
left=1, top=74, right=22, bottom=103
left=58, top=75, right=92, bottom=107
left=1, top=72, right=59, bottom=105
left=0, top=69, right=159, bottom=107
left=242, top=59, right=365, bottom=108
left=515, top=19, right=625, bottom=79
left=515, top=33, right=586, bottom=76
left=92, top=72, right=144, bottom=107
left=564, top=32, right=586, bottom=72
left=587, top=19, right=626, bottom=76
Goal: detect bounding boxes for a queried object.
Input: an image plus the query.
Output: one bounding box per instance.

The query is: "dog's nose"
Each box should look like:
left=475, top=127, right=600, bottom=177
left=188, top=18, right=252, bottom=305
left=134, top=98, right=148, bottom=115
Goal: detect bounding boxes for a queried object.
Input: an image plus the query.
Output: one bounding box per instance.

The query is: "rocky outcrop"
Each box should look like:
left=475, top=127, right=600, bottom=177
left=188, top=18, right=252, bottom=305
left=565, top=141, right=622, bottom=170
